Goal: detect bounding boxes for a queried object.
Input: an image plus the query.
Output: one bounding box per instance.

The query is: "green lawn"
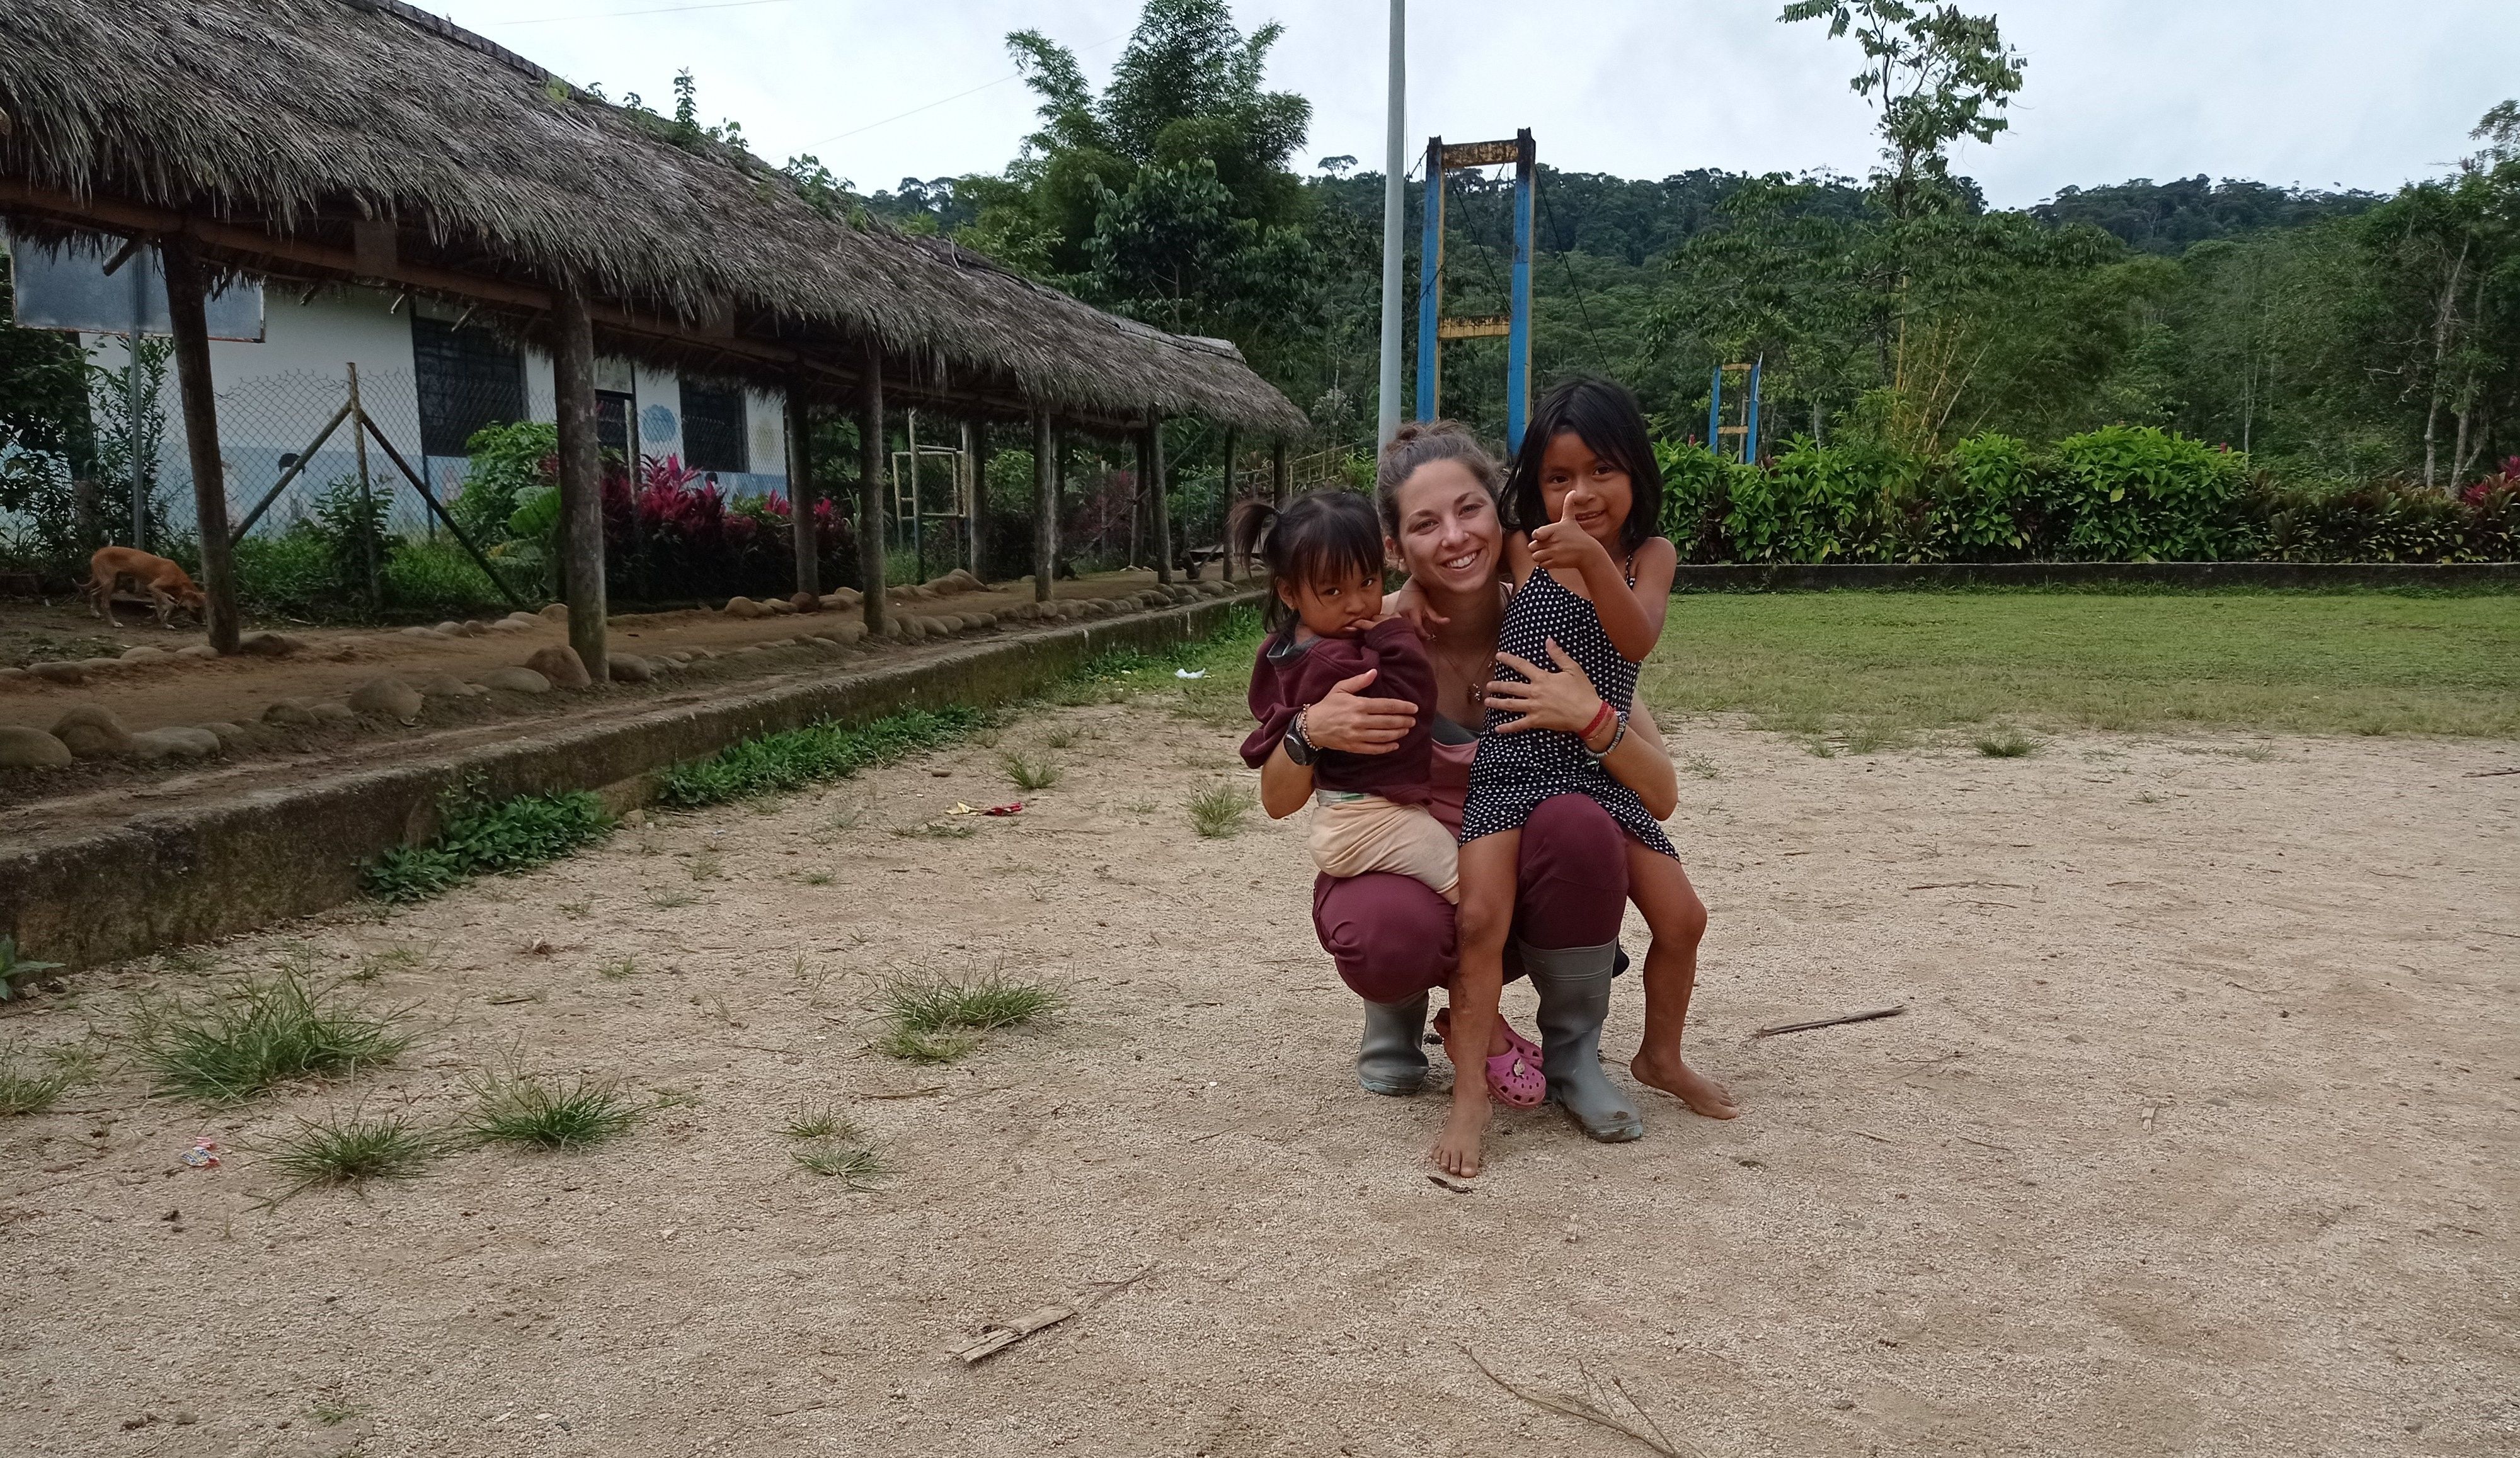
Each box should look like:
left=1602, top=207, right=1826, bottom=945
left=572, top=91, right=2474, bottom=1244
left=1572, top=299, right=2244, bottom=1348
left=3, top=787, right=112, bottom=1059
left=1641, top=590, right=2520, bottom=741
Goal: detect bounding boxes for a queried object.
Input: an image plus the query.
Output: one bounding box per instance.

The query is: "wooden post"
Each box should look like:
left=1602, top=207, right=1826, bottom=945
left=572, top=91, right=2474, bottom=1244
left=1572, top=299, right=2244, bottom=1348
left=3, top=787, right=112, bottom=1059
left=1053, top=425, right=1070, bottom=578
left=1128, top=431, right=1146, bottom=570
left=786, top=380, right=818, bottom=598
left=1148, top=419, right=1174, bottom=584
left=857, top=348, right=887, bottom=635
left=348, top=362, right=379, bottom=611
left=158, top=238, right=240, bottom=654
left=1273, top=436, right=1290, bottom=507
left=967, top=420, right=992, bottom=583
left=1031, top=412, right=1055, bottom=603
left=1218, top=425, right=1239, bottom=582
left=552, top=288, right=607, bottom=683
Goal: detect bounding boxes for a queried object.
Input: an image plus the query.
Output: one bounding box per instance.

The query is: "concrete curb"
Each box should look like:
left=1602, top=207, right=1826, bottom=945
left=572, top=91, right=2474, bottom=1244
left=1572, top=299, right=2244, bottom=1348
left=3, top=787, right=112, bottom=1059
left=3, top=594, right=1258, bottom=971
left=1671, top=562, right=2520, bottom=591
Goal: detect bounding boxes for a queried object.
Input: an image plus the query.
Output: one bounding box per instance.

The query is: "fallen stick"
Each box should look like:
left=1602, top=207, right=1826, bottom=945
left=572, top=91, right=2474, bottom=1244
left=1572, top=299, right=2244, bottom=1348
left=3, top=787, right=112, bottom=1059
left=1755, top=1005, right=1905, bottom=1038
left=1462, top=1345, right=1699, bottom=1458
left=2463, top=766, right=2520, bottom=778
left=950, top=1305, right=1072, bottom=1364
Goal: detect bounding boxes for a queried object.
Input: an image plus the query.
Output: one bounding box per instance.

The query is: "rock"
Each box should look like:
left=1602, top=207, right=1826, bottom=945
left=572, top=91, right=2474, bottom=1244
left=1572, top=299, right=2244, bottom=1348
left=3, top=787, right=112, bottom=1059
left=523, top=645, right=592, bottom=689
left=238, top=631, right=305, bottom=658
left=0, top=726, right=72, bottom=768
left=789, top=591, right=822, bottom=615
left=417, top=675, right=486, bottom=698
left=400, top=625, right=443, bottom=641
left=262, top=698, right=319, bottom=727
left=348, top=676, right=425, bottom=724
left=120, top=645, right=171, bottom=664
left=176, top=644, right=219, bottom=660
left=768, top=598, right=797, bottom=615
left=828, top=587, right=864, bottom=608
left=804, top=635, right=840, bottom=651
left=721, top=595, right=762, bottom=619
left=898, top=618, right=929, bottom=642
left=433, top=620, right=465, bottom=637
left=460, top=620, right=488, bottom=636
left=833, top=623, right=866, bottom=646
left=488, top=618, right=531, bottom=633
left=27, top=661, right=84, bottom=685
left=196, top=722, right=255, bottom=751
left=685, top=647, right=715, bottom=661
left=78, top=658, right=123, bottom=675
left=130, top=726, right=220, bottom=760
left=50, top=703, right=135, bottom=758
left=607, top=653, right=653, bottom=684
left=0, top=666, right=23, bottom=681
left=481, top=666, right=553, bottom=693
left=307, top=702, right=357, bottom=725
left=539, top=602, right=570, bottom=623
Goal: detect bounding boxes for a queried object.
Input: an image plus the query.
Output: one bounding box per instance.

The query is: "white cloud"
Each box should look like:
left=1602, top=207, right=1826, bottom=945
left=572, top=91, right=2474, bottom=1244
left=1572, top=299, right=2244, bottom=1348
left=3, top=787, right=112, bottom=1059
left=425, top=0, right=2519, bottom=206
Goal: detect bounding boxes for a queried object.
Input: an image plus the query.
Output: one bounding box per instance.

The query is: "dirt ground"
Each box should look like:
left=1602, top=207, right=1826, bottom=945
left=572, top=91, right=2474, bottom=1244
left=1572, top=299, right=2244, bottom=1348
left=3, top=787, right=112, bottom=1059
left=3, top=700, right=2514, bottom=1456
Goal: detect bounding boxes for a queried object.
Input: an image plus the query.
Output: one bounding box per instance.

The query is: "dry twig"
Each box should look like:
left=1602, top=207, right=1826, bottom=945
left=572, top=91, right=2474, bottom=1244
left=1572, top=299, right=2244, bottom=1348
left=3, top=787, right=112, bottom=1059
left=1462, top=1345, right=1702, bottom=1458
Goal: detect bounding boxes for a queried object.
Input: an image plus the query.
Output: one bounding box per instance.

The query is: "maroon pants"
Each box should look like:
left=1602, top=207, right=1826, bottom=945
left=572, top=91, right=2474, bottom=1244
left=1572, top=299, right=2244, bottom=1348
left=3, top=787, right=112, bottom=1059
left=1311, top=794, right=1630, bottom=1005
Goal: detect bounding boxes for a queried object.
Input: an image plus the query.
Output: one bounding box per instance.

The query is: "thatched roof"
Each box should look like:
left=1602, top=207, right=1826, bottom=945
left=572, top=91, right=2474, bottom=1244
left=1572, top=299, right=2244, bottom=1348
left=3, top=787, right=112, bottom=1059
left=0, top=0, right=1306, bottom=436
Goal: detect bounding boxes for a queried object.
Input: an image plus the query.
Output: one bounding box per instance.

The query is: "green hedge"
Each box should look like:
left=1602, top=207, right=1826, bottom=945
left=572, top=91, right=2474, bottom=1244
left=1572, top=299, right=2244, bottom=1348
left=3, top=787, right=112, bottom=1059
left=1656, top=427, right=2518, bottom=564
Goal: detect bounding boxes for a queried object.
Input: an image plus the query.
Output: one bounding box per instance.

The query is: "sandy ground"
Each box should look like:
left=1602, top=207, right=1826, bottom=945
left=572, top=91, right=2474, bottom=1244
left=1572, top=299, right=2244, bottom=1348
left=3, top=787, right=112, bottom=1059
left=2, top=700, right=2514, bottom=1457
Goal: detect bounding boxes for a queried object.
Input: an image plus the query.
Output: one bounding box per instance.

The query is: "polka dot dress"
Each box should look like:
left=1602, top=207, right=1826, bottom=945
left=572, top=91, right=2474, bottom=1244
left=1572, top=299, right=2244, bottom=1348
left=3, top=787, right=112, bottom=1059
left=1463, top=561, right=1677, bottom=858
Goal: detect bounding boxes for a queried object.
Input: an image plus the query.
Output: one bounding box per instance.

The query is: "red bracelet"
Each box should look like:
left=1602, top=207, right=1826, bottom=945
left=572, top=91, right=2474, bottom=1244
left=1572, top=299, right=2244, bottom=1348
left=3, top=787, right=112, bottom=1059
left=1580, top=700, right=1615, bottom=744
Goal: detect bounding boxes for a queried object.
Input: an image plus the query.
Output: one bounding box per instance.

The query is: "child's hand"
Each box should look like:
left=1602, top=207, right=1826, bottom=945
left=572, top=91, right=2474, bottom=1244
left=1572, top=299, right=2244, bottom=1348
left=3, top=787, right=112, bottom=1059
left=1382, top=583, right=1446, bottom=639
left=1528, top=488, right=1615, bottom=575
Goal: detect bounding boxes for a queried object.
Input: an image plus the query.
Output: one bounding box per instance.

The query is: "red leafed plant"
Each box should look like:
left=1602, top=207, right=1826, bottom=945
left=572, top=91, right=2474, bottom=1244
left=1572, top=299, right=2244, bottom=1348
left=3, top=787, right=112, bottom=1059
left=2462, top=457, right=2520, bottom=506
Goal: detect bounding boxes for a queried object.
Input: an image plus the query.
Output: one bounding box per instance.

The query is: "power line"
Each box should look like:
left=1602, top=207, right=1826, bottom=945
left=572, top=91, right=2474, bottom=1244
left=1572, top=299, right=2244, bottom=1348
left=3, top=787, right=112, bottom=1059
left=801, top=31, right=1131, bottom=148
left=488, top=0, right=803, bottom=26
left=1537, top=186, right=1605, bottom=358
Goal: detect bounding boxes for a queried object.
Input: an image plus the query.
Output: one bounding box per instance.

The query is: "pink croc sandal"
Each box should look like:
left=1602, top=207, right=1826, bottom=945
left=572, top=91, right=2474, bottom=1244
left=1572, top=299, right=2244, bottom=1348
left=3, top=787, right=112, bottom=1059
left=1438, top=1008, right=1547, bottom=1107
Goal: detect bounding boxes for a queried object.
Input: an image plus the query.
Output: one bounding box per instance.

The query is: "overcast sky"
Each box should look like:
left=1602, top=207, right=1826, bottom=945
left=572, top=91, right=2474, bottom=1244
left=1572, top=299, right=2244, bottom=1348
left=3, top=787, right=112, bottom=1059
left=427, top=0, right=2518, bottom=208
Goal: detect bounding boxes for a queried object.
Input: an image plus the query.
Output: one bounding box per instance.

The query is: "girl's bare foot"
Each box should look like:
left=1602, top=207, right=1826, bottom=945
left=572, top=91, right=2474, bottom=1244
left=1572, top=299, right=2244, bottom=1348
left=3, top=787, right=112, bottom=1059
left=1631, top=1049, right=1739, bottom=1119
left=1431, top=1098, right=1489, bottom=1176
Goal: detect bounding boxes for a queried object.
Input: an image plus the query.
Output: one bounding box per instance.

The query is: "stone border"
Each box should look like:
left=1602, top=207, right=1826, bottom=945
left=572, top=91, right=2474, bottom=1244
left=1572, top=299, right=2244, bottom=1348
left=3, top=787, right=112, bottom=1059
left=1671, top=562, right=2520, bottom=591
left=2, top=594, right=1259, bottom=972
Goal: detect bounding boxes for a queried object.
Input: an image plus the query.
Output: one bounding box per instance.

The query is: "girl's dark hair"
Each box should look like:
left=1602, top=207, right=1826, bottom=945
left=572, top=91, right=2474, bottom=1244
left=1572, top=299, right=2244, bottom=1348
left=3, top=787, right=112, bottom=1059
left=1505, top=376, right=1664, bottom=554
left=1229, top=489, right=1386, bottom=635
left=1374, top=419, right=1503, bottom=535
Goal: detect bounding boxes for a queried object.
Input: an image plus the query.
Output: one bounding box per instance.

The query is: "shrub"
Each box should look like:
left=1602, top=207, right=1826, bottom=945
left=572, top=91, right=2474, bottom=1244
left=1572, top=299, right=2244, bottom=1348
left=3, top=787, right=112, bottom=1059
left=2049, top=426, right=2245, bottom=561
left=364, top=787, right=613, bottom=902
left=1930, top=433, right=2040, bottom=559
left=2257, top=478, right=2468, bottom=562
left=450, top=421, right=558, bottom=543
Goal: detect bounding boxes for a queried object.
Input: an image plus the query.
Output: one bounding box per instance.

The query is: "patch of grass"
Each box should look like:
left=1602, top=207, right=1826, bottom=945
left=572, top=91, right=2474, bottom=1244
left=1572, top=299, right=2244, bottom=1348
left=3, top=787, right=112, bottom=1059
left=309, top=1398, right=364, bottom=1427
left=597, top=957, right=638, bottom=980
left=1641, top=589, right=2520, bottom=739
left=1187, top=783, right=1255, bottom=838
left=267, top=1110, right=438, bottom=1195
left=1974, top=727, right=2040, bottom=758
left=684, top=853, right=724, bottom=881
left=132, top=966, right=413, bottom=1105
left=653, top=707, right=984, bottom=807
left=463, top=1066, right=636, bottom=1152
left=1000, top=750, right=1064, bottom=791
left=363, top=787, right=612, bottom=903
left=874, top=1027, right=982, bottom=1063
left=352, top=944, right=434, bottom=982
left=648, top=889, right=701, bottom=909
left=782, top=1100, right=860, bottom=1142
left=1040, top=726, right=1080, bottom=749
left=0, top=935, right=64, bottom=1001
left=891, top=820, right=978, bottom=840
left=1123, top=799, right=1157, bottom=814
left=882, top=969, right=1061, bottom=1034
left=0, top=1044, right=91, bottom=1116
left=793, top=1141, right=886, bottom=1185
left=1680, top=753, right=1721, bottom=780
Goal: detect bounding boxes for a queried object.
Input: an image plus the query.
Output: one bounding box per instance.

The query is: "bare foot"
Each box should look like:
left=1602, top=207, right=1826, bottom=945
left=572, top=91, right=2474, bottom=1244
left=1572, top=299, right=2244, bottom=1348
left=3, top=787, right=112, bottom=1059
left=1631, top=1049, right=1739, bottom=1119
left=1431, top=1006, right=1513, bottom=1058
left=1430, top=1097, right=1488, bottom=1176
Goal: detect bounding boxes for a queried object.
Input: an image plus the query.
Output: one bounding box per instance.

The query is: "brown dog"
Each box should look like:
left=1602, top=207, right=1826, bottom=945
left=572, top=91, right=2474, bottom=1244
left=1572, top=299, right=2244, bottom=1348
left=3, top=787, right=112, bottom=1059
left=85, top=546, right=208, bottom=629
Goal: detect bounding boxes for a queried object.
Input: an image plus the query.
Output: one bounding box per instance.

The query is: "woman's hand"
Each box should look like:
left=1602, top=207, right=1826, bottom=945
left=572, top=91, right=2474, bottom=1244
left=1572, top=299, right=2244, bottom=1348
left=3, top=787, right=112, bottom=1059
left=1303, top=668, right=1419, bottom=754
left=1482, top=641, right=1606, bottom=736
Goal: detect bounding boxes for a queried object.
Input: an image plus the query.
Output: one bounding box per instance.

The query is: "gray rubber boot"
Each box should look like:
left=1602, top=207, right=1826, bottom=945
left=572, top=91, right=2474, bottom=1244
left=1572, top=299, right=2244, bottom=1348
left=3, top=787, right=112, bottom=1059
left=1522, top=940, right=1644, bottom=1142
left=1356, top=993, right=1429, bottom=1095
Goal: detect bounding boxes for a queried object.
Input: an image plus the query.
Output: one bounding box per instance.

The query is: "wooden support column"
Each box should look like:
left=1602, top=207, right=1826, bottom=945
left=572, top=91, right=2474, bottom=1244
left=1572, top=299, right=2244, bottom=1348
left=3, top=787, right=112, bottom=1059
left=786, top=380, right=818, bottom=598
left=1272, top=436, right=1290, bottom=507
left=552, top=288, right=607, bottom=683
left=1218, top=426, right=1239, bottom=582
left=158, top=238, right=240, bottom=655
left=1031, top=412, right=1056, bottom=603
left=1148, top=419, right=1174, bottom=585
left=857, top=348, right=887, bottom=635
left=968, top=421, right=993, bottom=583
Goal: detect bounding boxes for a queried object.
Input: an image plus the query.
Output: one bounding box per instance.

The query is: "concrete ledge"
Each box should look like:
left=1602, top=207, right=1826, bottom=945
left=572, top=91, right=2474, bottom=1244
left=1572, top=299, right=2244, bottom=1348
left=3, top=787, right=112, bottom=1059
left=2, top=595, right=1257, bottom=971
left=1672, top=562, right=2520, bottom=591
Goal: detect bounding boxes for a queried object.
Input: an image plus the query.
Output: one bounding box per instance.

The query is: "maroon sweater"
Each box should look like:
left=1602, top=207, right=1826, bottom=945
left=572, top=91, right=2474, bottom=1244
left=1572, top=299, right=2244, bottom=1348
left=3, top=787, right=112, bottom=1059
left=1239, top=617, right=1438, bottom=806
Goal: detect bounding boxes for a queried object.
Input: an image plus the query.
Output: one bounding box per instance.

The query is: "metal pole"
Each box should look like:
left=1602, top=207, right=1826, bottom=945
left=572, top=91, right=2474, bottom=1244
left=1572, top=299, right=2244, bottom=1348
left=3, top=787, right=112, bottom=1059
left=348, top=362, right=379, bottom=611
left=1707, top=368, right=1722, bottom=458
left=158, top=239, right=239, bottom=654
left=553, top=288, right=608, bottom=683
left=1416, top=137, right=1444, bottom=423
left=1746, top=356, right=1763, bottom=464
left=1507, top=129, right=1536, bottom=455
left=1375, top=0, right=1407, bottom=448
left=857, top=347, right=887, bottom=634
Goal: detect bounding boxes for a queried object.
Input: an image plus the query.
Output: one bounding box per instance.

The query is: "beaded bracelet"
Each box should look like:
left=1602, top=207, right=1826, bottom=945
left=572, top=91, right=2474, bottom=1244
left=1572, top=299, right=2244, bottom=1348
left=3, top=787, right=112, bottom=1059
left=1583, top=711, right=1630, bottom=761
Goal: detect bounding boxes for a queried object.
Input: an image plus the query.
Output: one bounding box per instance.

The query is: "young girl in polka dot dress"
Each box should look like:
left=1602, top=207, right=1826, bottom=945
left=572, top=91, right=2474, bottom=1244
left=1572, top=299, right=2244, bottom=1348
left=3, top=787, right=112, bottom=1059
left=1433, top=377, right=1729, bottom=1178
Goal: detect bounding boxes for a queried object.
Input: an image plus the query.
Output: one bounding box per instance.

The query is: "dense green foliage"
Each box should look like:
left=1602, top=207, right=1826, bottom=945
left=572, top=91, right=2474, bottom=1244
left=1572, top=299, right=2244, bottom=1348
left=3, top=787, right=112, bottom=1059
left=651, top=706, right=985, bottom=807
left=363, top=787, right=614, bottom=903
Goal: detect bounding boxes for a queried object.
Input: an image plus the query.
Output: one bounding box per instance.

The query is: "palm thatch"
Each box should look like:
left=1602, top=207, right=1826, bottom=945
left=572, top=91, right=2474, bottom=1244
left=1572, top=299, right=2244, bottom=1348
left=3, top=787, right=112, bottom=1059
left=0, top=0, right=1307, bottom=435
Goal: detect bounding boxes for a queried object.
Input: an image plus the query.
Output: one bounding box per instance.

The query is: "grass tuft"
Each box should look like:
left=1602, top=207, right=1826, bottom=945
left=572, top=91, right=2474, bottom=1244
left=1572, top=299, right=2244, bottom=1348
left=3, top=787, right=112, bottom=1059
left=132, top=966, right=412, bottom=1105
left=268, top=1110, right=438, bottom=1195
left=654, top=707, right=983, bottom=807
left=364, top=789, right=612, bottom=903
left=874, top=1027, right=982, bottom=1064
left=464, top=1066, right=636, bottom=1151
left=882, top=969, right=1061, bottom=1034
left=0, top=1044, right=92, bottom=1116
left=794, top=1141, right=886, bottom=1185
left=1974, top=727, right=2041, bottom=758
left=782, top=1100, right=861, bottom=1142
left=999, top=750, right=1064, bottom=791
left=1187, top=783, right=1254, bottom=838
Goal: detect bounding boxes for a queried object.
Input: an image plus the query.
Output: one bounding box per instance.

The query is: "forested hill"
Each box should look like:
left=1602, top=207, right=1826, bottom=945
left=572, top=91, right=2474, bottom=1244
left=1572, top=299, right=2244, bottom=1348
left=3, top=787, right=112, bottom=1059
left=2031, top=177, right=2381, bottom=254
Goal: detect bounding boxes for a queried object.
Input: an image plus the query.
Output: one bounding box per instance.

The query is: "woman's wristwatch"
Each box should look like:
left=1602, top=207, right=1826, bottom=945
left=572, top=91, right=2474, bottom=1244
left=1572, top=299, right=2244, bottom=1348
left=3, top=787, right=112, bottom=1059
left=1283, top=707, right=1320, bottom=766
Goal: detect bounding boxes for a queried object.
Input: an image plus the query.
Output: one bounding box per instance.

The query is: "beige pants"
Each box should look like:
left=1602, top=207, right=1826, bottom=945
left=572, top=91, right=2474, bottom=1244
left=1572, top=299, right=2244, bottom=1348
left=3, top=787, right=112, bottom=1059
left=1310, top=792, right=1460, bottom=903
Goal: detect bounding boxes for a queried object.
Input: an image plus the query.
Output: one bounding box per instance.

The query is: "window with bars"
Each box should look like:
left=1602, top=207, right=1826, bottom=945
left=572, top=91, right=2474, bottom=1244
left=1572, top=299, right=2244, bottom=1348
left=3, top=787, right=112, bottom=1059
left=680, top=379, right=750, bottom=473
left=412, top=317, right=525, bottom=457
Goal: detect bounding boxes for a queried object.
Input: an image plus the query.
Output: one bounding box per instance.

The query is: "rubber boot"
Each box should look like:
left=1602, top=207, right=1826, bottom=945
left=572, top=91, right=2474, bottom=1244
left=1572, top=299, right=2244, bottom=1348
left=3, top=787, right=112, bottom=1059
left=1356, top=993, right=1429, bottom=1095
left=1522, top=940, right=1644, bottom=1142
